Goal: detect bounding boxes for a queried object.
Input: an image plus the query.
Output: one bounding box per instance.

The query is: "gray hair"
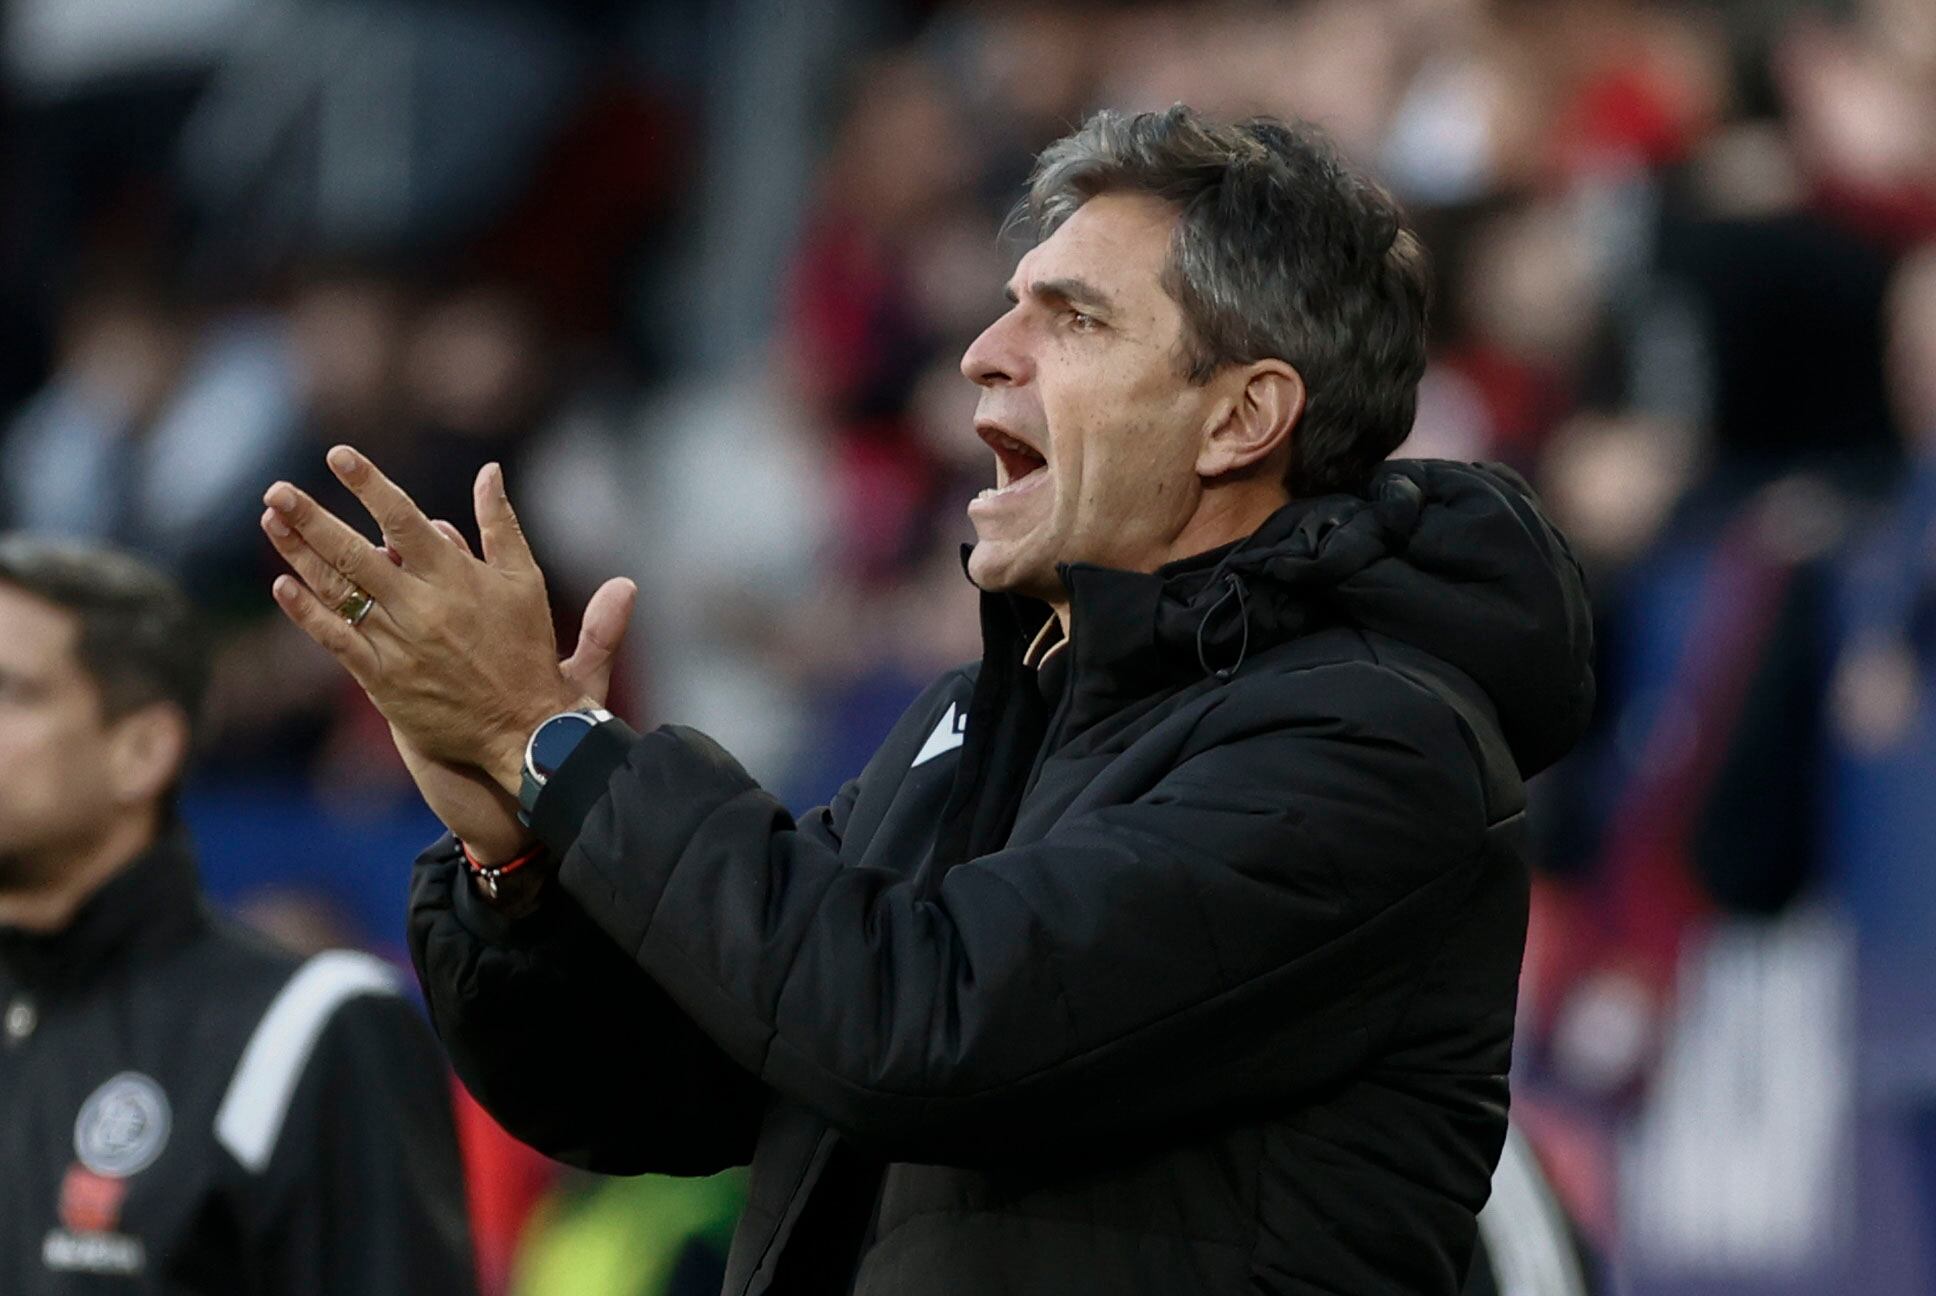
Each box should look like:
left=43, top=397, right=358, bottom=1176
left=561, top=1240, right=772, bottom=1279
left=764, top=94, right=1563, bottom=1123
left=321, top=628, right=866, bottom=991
left=1021, top=106, right=1431, bottom=497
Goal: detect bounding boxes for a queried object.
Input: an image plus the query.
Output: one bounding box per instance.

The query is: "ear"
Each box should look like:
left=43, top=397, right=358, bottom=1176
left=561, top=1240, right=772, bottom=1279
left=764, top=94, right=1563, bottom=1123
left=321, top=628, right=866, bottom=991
left=1196, top=360, right=1305, bottom=480
left=105, top=703, right=191, bottom=807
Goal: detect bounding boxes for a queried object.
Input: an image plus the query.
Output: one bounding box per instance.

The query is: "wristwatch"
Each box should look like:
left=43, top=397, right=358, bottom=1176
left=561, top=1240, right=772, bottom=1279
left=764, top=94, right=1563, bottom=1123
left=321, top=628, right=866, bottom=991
left=518, top=707, right=615, bottom=825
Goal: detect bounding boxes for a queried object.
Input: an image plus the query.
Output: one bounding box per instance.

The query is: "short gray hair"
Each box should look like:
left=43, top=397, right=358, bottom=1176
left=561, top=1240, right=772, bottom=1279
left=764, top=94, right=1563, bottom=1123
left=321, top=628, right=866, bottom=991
left=1021, top=106, right=1431, bottom=497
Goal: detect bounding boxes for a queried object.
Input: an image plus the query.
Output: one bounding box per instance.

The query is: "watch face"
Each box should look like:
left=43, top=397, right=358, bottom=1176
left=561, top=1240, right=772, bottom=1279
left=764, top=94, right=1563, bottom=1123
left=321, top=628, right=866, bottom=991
left=529, top=713, right=598, bottom=782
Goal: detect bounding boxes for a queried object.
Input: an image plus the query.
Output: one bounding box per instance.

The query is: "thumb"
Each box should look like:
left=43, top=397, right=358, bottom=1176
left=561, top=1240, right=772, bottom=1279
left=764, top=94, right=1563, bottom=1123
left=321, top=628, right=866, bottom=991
left=475, top=462, right=538, bottom=573
left=560, top=577, right=638, bottom=704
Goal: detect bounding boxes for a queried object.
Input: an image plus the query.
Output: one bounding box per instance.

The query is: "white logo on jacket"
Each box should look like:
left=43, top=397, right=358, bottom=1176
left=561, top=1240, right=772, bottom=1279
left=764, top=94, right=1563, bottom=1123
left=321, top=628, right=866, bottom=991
left=74, top=1072, right=171, bottom=1177
left=911, top=703, right=969, bottom=768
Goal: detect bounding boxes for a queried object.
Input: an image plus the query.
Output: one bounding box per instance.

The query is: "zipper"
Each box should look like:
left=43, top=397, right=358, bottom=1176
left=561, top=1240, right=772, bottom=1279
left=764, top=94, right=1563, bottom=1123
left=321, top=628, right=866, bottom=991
left=1019, top=573, right=1080, bottom=804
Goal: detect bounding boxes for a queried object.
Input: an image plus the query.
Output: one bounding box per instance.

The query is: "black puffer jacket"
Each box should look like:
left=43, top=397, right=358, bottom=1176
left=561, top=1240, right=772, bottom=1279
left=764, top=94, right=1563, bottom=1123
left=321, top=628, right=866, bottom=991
left=2, top=834, right=476, bottom=1296
left=411, top=460, right=1594, bottom=1295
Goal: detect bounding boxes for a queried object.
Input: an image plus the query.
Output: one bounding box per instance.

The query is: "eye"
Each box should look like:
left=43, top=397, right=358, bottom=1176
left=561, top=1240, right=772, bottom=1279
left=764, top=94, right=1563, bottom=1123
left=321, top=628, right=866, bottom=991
left=1066, top=310, right=1102, bottom=333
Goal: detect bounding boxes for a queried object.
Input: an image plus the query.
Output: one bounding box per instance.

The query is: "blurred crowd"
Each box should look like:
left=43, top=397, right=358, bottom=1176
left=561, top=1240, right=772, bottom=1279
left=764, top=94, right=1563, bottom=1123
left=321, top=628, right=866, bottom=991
left=7, top=0, right=1936, bottom=1291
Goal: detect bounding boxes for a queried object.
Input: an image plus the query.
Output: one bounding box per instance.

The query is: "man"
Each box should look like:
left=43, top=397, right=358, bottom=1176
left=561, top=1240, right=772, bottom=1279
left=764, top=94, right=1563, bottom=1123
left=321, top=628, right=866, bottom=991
left=0, top=536, right=477, bottom=1295
left=259, top=107, right=1595, bottom=1294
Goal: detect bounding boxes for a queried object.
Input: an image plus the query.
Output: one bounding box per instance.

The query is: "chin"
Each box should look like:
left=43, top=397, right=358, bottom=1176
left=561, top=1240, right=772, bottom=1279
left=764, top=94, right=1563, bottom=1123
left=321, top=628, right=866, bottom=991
left=967, top=542, right=1058, bottom=601
left=965, top=543, right=1016, bottom=592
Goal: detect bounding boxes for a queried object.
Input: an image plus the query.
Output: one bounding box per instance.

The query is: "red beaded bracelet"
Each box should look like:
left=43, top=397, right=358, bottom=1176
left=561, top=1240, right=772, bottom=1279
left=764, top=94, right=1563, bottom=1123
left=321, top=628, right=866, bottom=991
left=460, top=840, right=547, bottom=901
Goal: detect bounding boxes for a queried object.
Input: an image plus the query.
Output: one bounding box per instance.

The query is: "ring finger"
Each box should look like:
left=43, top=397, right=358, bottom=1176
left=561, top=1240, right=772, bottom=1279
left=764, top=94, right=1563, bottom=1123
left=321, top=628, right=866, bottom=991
left=260, top=509, right=402, bottom=635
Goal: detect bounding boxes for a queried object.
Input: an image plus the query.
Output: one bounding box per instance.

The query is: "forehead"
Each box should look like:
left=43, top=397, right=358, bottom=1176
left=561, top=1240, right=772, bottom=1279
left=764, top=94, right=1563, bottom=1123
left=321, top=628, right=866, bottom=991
left=1013, top=191, right=1180, bottom=300
left=0, top=582, right=81, bottom=678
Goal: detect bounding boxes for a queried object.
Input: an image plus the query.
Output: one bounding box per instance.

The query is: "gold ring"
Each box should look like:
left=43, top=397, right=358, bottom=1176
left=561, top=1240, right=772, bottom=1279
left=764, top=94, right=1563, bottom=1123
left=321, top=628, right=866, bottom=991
left=336, top=587, right=376, bottom=627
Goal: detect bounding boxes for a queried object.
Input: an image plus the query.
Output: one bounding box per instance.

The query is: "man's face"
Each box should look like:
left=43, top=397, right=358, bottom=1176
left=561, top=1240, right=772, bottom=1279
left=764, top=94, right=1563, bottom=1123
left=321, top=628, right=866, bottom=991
left=960, top=192, right=1223, bottom=601
left=0, top=584, right=121, bottom=872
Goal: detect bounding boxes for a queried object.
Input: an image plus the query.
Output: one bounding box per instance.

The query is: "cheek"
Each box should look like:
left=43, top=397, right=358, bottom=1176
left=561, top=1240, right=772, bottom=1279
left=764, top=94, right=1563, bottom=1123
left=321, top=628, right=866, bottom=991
left=1041, top=345, right=1201, bottom=523
left=0, top=723, right=107, bottom=811
left=0, top=749, right=60, bottom=837
left=1067, top=408, right=1199, bottom=521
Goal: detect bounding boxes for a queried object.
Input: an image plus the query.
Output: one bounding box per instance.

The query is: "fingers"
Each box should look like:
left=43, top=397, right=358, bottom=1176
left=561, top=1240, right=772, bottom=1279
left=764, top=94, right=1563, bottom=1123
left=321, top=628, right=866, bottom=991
left=262, top=480, right=405, bottom=602
left=259, top=508, right=362, bottom=604
left=473, top=462, right=539, bottom=574
left=260, top=506, right=407, bottom=635
left=325, top=445, right=454, bottom=574
left=270, top=574, right=381, bottom=679
left=388, top=520, right=469, bottom=565
left=431, top=519, right=475, bottom=557
left=560, top=577, right=637, bottom=704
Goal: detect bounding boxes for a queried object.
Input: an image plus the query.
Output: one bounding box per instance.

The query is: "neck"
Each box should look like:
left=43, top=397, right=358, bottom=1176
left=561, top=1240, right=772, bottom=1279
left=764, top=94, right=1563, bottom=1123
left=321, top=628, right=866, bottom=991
left=0, top=811, right=160, bottom=934
left=1048, top=481, right=1290, bottom=635
left=1165, top=480, right=1291, bottom=567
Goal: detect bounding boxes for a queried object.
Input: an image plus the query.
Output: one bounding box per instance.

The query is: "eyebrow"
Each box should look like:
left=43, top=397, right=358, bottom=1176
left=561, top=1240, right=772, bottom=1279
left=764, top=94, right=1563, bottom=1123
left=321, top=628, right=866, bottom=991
left=1003, top=275, right=1119, bottom=316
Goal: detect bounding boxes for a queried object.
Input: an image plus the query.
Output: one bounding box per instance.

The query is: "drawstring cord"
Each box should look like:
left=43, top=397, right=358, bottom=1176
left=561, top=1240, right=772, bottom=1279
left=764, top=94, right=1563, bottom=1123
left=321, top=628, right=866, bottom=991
left=1194, top=572, right=1251, bottom=681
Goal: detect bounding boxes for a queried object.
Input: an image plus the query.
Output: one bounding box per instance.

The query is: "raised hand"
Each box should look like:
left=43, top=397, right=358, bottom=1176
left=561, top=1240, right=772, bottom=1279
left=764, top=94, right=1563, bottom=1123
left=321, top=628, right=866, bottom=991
left=393, top=531, right=637, bottom=863
left=260, top=446, right=630, bottom=800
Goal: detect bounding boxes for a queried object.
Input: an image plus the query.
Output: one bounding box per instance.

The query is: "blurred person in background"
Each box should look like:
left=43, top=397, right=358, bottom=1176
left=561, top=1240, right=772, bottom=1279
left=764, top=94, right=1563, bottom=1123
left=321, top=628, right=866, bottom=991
left=1497, top=6, right=1936, bottom=1290
left=0, top=8, right=690, bottom=1286
left=0, top=535, right=476, bottom=1295
left=1825, top=243, right=1936, bottom=1295
left=260, top=106, right=1594, bottom=1295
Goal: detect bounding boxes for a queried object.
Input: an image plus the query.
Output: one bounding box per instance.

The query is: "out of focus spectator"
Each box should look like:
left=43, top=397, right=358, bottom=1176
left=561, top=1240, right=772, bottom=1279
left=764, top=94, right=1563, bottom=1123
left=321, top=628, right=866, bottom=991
left=0, top=535, right=475, bottom=1294
left=1825, top=245, right=1936, bottom=1294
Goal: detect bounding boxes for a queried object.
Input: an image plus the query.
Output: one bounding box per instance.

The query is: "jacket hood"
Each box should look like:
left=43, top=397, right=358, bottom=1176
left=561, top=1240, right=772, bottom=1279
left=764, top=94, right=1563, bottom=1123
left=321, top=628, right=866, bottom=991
left=1056, top=460, right=1595, bottom=777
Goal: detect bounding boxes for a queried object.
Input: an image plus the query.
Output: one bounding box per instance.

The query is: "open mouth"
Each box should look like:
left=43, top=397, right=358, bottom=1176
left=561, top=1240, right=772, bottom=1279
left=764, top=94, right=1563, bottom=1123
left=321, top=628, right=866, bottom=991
left=979, top=427, right=1048, bottom=491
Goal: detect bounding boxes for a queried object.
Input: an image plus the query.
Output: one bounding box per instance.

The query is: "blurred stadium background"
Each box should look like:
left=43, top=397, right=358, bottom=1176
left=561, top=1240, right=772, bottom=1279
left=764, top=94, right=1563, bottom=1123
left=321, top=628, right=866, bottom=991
left=4, top=0, right=1935, bottom=1291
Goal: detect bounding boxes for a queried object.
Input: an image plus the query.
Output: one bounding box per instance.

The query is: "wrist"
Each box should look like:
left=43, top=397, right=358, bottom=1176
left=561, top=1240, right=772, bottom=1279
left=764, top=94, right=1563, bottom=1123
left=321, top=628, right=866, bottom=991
left=492, top=690, right=601, bottom=799
left=487, top=731, right=528, bottom=801
left=458, top=830, right=539, bottom=870
left=460, top=838, right=553, bottom=910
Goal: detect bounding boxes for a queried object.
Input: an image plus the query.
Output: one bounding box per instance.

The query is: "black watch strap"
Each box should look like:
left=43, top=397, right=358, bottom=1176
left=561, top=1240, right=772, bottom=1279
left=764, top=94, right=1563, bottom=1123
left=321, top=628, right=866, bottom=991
left=525, top=717, right=640, bottom=860
left=517, top=708, right=613, bottom=825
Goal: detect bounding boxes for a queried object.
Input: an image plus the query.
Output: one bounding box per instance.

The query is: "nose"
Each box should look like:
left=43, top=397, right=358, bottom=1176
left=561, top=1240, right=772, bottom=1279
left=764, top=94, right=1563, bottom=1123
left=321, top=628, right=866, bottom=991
left=960, top=308, right=1028, bottom=388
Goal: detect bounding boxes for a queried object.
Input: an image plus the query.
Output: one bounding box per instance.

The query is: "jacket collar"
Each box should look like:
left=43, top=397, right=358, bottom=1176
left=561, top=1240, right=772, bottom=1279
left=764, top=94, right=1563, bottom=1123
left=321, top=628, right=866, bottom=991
left=963, top=521, right=1275, bottom=720
left=963, top=459, right=1597, bottom=777
left=0, top=828, right=206, bottom=993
